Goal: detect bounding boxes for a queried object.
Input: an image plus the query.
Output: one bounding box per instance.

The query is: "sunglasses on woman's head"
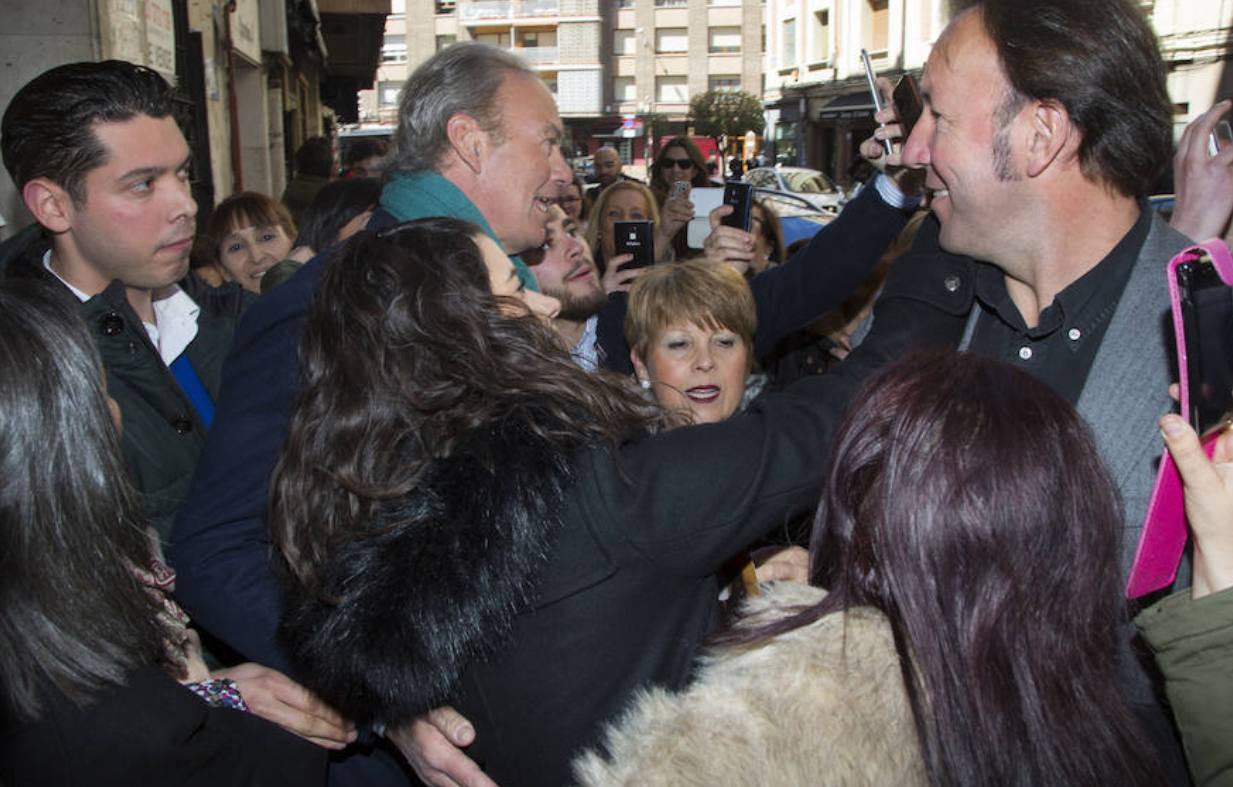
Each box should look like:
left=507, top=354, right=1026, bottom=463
left=662, top=157, right=694, bottom=170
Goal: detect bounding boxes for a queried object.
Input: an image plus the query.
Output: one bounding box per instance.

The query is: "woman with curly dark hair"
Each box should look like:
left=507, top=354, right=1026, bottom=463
left=270, top=216, right=871, bottom=787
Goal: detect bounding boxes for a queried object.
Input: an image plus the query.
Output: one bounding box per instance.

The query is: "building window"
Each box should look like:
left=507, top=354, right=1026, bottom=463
left=613, top=76, right=636, bottom=102
left=614, top=29, right=635, bottom=56
left=863, top=0, right=889, bottom=53
left=655, top=28, right=688, bottom=53
left=612, top=0, right=634, bottom=7
left=708, top=26, right=741, bottom=54
left=475, top=31, right=511, bottom=48
left=708, top=0, right=741, bottom=6
left=708, top=75, right=740, bottom=92
left=434, top=0, right=455, bottom=13
left=436, top=34, right=456, bottom=51
left=378, top=80, right=402, bottom=107
left=810, top=10, right=830, bottom=62
left=654, top=0, right=688, bottom=7
left=381, top=34, right=407, bottom=63
left=781, top=18, right=796, bottom=67
left=656, top=75, right=688, bottom=103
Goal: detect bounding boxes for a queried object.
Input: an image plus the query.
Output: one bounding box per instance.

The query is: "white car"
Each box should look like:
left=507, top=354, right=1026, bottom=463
left=743, top=166, right=844, bottom=212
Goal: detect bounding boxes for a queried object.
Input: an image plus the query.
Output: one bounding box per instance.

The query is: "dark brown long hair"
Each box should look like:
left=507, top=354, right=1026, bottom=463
left=0, top=280, right=166, bottom=722
left=270, top=218, right=661, bottom=593
left=733, top=350, right=1162, bottom=786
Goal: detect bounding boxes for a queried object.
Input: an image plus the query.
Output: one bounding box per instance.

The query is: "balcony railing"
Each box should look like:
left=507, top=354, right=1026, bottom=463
left=516, top=45, right=559, bottom=63
left=458, top=0, right=559, bottom=19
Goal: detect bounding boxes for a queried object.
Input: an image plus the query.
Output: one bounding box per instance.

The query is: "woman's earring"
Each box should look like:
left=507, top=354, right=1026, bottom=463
left=640, top=378, right=652, bottom=390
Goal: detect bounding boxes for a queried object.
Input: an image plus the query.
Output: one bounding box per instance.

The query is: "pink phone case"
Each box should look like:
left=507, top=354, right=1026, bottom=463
left=1125, top=239, right=1233, bottom=598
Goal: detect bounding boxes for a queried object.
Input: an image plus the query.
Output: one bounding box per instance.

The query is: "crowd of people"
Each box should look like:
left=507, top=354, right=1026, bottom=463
left=1, top=0, right=1231, bottom=785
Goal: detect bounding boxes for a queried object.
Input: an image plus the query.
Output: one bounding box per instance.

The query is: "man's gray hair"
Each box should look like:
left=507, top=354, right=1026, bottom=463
left=389, top=42, right=535, bottom=174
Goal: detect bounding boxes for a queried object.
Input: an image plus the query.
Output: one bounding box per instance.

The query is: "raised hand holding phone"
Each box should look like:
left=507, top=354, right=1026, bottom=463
left=1170, top=99, right=1233, bottom=243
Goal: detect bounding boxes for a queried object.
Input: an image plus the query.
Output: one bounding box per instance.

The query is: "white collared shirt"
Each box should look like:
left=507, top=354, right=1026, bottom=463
left=570, top=314, right=601, bottom=372
left=43, top=250, right=200, bottom=366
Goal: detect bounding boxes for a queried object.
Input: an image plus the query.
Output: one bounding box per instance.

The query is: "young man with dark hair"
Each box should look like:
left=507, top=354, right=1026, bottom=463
left=0, top=57, right=354, bottom=771
left=0, top=60, right=249, bottom=540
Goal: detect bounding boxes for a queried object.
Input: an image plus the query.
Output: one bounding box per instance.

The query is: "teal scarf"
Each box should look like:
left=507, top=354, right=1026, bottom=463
left=379, top=170, right=540, bottom=292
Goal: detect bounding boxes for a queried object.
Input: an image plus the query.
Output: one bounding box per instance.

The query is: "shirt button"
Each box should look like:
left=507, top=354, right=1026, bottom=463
left=943, top=275, right=961, bottom=293
left=1068, top=327, right=1082, bottom=341
left=171, top=417, right=193, bottom=435
left=98, top=312, right=125, bottom=336
left=1018, top=346, right=1033, bottom=360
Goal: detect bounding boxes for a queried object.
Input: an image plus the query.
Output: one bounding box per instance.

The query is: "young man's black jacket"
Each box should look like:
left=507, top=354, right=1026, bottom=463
left=0, top=224, right=252, bottom=539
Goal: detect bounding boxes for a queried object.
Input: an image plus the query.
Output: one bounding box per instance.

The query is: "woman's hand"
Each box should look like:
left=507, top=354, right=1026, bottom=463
left=212, top=662, right=357, bottom=750
left=659, top=193, right=694, bottom=239
left=1159, top=414, right=1233, bottom=598
left=386, top=706, right=498, bottom=787
left=1170, top=100, right=1233, bottom=243
left=702, top=205, right=754, bottom=275
left=752, top=546, right=810, bottom=584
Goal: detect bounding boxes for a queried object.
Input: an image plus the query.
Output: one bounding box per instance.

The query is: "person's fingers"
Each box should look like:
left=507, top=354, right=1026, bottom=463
left=426, top=705, right=476, bottom=747
left=708, top=203, right=734, bottom=229
left=752, top=546, right=810, bottom=584
left=875, top=76, right=894, bottom=108
left=1214, top=425, right=1233, bottom=464
left=217, top=664, right=356, bottom=746
left=389, top=716, right=498, bottom=787
left=1161, top=415, right=1221, bottom=492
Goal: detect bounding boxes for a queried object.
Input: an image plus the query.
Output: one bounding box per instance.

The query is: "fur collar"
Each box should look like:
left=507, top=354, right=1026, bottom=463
left=279, top=422, right=575, bottom=725
left=573, top=582, right=927, bottom=786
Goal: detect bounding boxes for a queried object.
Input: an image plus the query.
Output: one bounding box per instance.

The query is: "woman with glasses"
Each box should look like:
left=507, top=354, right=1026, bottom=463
left=648, top=137, right=712, bottom=260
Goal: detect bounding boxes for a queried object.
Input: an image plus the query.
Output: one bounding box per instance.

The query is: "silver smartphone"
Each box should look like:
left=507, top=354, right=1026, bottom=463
left=1209, top=120, right=1233, bottom=157
left=861, top=49, right=893, bottom=155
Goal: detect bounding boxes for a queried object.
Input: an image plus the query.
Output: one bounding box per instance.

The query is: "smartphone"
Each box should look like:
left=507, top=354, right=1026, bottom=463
left=861, top=49, right=893, bottom=155
left=1126, top=243, right=1233, bottom=599
left=1175, top=255, right=1233, bottom=432
left=719, top=181, right=753, bottom=232
left=613, top=220, right=655, bottom=270
left=893, top=74, right=924, bottom=143
left=1209, top=119, right=1233, bottom=157
left=669, top=180, right=692, bottom=200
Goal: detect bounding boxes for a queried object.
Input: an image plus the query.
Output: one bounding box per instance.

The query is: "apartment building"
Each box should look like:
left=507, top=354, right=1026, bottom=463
left=362, top=0, right=605, bottom=146
left=361, top=0, right=761, bottom=173
left=763, top=0, right=1233, bottom=187
left=762, top=0, right=945, bottom=183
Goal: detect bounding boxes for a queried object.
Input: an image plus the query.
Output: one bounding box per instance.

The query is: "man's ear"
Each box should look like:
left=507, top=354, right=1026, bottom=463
left=22, top=178, right=74, bottom=234
left=446, top=112, right=487, bottom=174
left=1023, top=98, right=1073, bottom=179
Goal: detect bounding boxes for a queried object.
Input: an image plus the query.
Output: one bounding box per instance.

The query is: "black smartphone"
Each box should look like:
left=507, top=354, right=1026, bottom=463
left=1176, top=256, right=1233, bottom=432
left=893, top=74, right=924, bottom=142
left=614, top=220, right=655, bottom=270
left=719, top=181, right=753, bottom=232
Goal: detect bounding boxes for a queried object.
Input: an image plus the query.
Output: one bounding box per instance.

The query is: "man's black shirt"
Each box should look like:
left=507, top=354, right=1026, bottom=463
left=966, top=202, right=1153, bottom=405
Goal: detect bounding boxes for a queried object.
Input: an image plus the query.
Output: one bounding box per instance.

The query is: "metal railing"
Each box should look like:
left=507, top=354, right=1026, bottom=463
left=458, top=0, right=559, bottom=19
left=516, top=45, right=560, bottom=63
